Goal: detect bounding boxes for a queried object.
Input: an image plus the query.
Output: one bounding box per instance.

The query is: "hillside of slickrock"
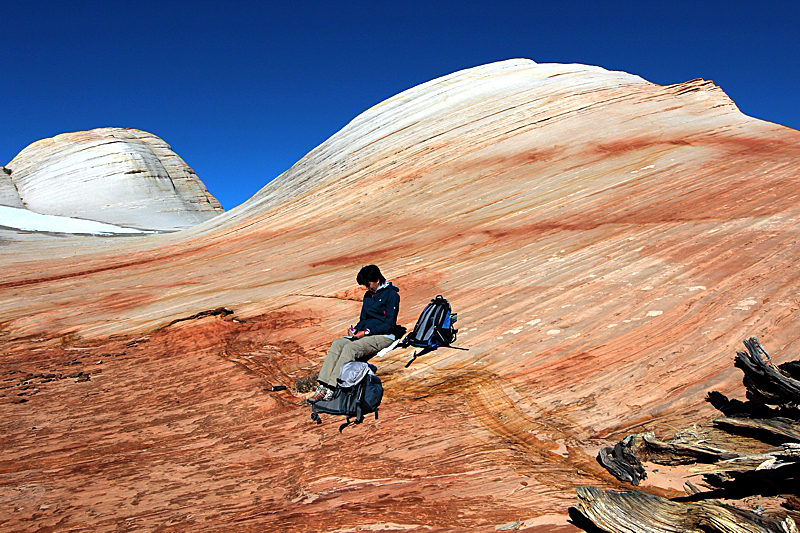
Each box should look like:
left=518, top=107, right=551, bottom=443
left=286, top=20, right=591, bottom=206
left=2, top=59, right=800, bottom=532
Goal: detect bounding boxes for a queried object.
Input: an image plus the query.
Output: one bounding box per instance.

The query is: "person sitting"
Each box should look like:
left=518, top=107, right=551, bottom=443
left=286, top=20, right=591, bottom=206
left=308, top=265, right=400, bottom=402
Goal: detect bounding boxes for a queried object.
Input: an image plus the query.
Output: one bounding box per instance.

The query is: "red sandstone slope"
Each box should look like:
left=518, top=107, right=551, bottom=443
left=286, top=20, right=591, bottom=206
left=2, top=59, right=800, bottom=532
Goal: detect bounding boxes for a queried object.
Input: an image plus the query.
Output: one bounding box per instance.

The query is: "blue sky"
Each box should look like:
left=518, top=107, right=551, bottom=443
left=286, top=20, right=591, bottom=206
left=3, top=0, right=798, bottom=210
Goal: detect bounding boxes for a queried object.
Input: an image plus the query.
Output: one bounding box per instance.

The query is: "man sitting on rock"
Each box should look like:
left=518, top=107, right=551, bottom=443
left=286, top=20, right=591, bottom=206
left=308, top=265, right=400, bottom=402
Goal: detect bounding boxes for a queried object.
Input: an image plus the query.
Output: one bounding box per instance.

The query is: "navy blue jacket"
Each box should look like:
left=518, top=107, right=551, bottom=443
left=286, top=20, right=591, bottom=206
left=355, top=283, right=400, bottom=336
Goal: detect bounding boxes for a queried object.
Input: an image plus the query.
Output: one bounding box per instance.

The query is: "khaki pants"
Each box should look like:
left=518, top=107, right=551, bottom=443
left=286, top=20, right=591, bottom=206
left=318, top=336, right=393, bottom=387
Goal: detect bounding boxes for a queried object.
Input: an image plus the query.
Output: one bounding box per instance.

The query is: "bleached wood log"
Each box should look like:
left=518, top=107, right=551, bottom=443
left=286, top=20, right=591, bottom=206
left=575, top=486, right=798, bottom=533
left=715, top=417, right=800, bottom=442
left=691, top=443, right=800, bottom=475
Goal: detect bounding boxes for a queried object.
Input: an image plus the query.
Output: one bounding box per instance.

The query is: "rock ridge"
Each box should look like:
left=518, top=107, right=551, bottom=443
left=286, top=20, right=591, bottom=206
left=194, top=59, right=744, bottom=239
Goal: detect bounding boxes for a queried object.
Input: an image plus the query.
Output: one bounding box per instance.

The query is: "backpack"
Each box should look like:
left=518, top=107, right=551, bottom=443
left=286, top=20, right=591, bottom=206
left=310, top=362, right=383, bottom=432
left=401, top=295, right=467, bottom=367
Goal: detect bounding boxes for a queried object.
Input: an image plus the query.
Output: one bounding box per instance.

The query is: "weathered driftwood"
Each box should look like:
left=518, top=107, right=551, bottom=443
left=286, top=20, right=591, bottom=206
left=595, top=420, right=799, bottom=494
left=597, top=424, right=778, bottom=483
left=598, top=435, right=648, bottom=485
left=596, top=339, right=800, bottom=481
left=583, top=339, right=800, bottom=532
left=575, top=486, right=798, bottom=533
left=690, top=443, right=800, bottom=475
left=715, top=417, right=800, bottom=442
left=640, top=429, right=741, bottom=464
left=736, top=338, right=800, bottom=407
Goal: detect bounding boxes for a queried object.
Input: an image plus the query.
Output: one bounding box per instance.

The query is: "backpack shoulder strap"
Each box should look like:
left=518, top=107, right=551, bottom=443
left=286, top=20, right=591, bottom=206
left=405, top=346, right=436, bottom=368
left=311, top=405, right=322, bottom=424
left=354, top=377, right=368, bottom=425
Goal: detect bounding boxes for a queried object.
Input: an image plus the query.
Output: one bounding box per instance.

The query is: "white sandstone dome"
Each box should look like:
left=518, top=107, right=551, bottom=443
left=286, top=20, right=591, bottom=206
left=4, top=128, right=224, bottom=231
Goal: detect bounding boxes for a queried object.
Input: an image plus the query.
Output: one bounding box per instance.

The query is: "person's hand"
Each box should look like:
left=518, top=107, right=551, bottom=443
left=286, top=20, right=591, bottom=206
left=348, top=325, right=356, bottom=335
left=354, top=330, right=366, bottom=339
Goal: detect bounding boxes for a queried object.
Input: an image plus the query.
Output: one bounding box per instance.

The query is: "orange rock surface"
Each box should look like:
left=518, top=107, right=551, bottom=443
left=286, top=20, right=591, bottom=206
left=2, top=59, right=800, bottom=532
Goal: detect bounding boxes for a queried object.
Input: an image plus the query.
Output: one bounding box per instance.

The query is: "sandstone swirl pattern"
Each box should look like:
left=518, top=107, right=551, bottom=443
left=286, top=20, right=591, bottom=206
left=1, top=59, right=800, bottom=532
left=4, top=128, right=224, bottom=231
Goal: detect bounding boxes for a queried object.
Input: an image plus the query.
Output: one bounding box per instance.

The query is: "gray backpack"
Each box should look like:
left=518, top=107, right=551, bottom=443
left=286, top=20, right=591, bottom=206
left=400, top=295, right=468, bottom=367
left=310, top=362, right=383, bottom=432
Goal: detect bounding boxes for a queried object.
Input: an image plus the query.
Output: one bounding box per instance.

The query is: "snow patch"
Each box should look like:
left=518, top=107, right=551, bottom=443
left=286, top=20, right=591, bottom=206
left=0, top=205, right=151, bottom=236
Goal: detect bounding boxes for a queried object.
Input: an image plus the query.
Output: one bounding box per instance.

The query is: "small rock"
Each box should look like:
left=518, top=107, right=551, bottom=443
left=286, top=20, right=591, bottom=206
left=126, top=337, right=150, bottom=347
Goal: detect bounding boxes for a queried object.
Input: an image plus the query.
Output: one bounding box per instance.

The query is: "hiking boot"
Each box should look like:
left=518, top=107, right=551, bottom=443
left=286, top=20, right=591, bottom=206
left=308, top=384, right=333, bottom=403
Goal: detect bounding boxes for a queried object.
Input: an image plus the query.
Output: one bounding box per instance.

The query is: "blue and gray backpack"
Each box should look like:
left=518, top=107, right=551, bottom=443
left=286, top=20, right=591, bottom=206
left=401, top=295, right=467, bottom=367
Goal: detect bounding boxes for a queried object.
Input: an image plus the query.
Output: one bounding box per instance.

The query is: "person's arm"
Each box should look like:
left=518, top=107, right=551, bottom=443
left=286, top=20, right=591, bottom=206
left=384, top=290, right=399, bottom=331
left=354, top=293, right=370, bottom=333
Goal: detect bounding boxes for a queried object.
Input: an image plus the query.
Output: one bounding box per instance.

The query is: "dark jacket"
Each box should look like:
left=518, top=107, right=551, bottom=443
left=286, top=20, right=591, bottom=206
left=355, top=283, right=400, bottom=336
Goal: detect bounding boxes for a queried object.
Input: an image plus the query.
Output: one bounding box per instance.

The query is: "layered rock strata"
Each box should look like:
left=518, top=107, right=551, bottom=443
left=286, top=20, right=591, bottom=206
left=3, top=128, right=223, bottom=231
left=0, top=167, right=25, bottom=208
left=2, top=59, right=800, bottom=532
